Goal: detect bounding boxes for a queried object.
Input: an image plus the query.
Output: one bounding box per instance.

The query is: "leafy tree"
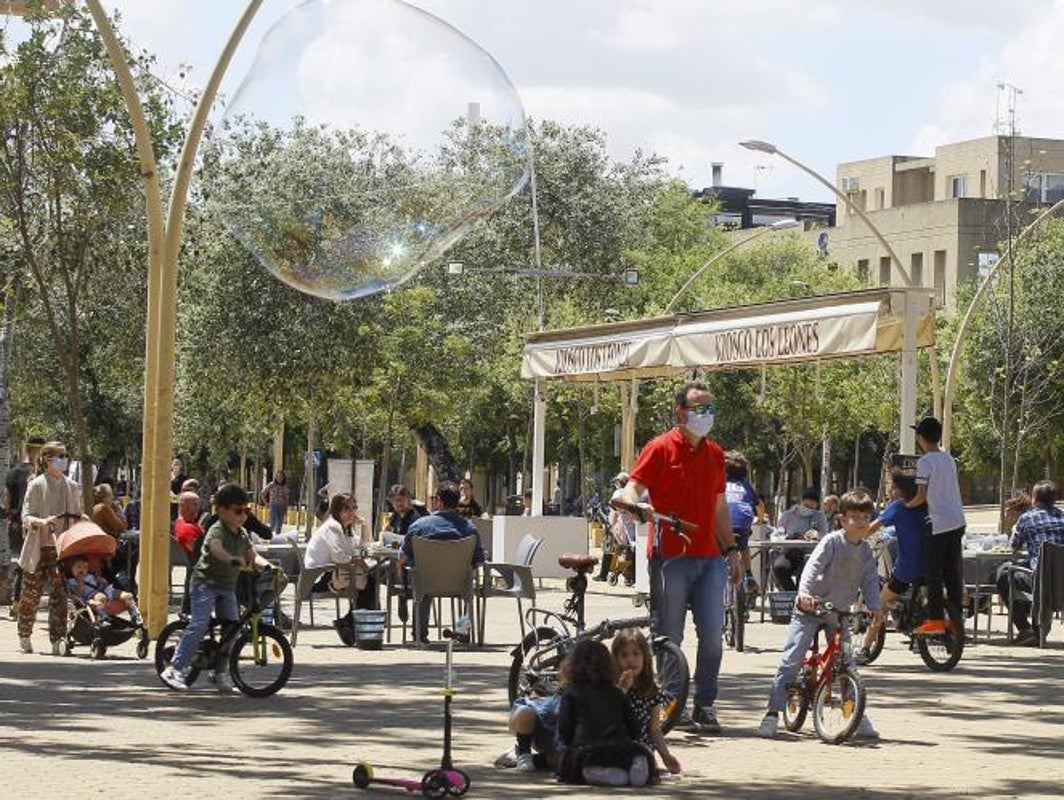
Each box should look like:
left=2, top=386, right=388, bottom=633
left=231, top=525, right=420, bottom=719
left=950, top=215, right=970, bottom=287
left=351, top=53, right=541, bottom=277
left=0, top=3, right=181, bottom=504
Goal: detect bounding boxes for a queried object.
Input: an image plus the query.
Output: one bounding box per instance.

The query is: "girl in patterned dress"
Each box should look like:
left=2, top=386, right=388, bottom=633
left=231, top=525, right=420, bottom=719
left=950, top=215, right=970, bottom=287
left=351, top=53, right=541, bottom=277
left=611, top=629, right=682, bottom=775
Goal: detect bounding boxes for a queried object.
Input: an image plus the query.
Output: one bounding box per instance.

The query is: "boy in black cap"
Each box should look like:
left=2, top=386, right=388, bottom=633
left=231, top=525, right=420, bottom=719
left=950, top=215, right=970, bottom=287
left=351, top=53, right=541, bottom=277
left=907, top=416, right=966, bottom=637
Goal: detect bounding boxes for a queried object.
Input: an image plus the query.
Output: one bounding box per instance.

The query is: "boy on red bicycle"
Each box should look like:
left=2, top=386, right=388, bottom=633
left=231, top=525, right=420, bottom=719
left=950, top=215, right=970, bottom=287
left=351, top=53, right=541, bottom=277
left=757, top=491, right=881, bottom=739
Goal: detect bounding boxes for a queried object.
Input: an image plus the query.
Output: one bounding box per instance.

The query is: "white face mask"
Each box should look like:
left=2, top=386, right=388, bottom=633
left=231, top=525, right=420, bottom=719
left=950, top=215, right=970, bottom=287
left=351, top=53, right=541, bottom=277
left=683, top=411, right=715, bottom=438
left=50, top=457, right=69, bottom=472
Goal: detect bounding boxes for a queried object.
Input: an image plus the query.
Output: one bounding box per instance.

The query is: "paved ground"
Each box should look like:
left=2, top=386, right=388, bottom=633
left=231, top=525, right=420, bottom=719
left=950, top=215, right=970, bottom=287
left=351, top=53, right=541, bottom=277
left=2, top=567, right=1063, bottom=800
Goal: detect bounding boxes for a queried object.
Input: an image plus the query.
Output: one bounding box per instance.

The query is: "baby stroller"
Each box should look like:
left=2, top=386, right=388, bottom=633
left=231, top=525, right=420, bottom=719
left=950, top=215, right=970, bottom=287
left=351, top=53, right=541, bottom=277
left=606, top=514, right=636, bottom=587
left=57, top=522, right=150, bottom=660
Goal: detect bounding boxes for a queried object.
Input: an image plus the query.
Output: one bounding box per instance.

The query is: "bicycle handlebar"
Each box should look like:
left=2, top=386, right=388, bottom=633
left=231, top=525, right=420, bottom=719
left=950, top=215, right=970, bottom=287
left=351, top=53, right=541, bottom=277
left=609, top=498, right=696, bottom=547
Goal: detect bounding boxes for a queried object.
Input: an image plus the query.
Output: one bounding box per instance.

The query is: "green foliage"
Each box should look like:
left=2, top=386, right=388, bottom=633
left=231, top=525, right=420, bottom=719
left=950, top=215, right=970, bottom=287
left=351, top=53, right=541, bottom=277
left=0, top=3, right=181, bottom=485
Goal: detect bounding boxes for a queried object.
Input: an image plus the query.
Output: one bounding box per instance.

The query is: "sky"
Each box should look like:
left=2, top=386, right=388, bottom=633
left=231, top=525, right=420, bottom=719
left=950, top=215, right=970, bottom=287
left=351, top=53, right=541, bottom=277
left=12, top=0, right=1064, bottom=203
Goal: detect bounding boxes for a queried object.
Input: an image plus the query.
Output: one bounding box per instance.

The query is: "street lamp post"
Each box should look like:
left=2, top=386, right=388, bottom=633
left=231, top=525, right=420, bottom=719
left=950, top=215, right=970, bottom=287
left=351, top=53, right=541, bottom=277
left=739, top=139, right=924, bottom=456
left=663, top=218, right=799, bottom=313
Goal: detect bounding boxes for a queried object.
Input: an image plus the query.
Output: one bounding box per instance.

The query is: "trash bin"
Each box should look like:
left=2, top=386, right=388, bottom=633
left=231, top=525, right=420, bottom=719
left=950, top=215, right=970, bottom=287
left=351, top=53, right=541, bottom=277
left=352, top=609, right=387, bottom=650
left=768, top=591, right=798, bottom=624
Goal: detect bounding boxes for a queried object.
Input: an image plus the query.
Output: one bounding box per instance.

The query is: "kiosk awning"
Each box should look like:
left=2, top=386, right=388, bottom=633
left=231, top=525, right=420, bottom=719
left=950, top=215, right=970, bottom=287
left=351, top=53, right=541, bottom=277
left=521, top=288, right=936, bottom=381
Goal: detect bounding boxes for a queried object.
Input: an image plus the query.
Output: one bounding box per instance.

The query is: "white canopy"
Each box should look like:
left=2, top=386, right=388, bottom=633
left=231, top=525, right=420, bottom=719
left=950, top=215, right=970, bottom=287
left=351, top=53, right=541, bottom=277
left=522, top=287, right=936, bottom=381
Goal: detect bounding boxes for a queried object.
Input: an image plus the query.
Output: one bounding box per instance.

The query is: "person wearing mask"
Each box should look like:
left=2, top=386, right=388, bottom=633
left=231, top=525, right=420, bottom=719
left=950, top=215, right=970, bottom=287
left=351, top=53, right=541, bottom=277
left=772, top=488, right=829, bottom=592
left=4, top=436, right=45, bottom=617
left=623, top=381, right=741, bottom=735
left=18, top=441, right=87, bottom=655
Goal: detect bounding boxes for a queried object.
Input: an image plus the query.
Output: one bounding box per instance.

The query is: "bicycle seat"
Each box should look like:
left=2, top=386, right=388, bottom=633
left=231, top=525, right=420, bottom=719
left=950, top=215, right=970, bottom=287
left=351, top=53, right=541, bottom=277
left=558, top=553, right=599, bottom=570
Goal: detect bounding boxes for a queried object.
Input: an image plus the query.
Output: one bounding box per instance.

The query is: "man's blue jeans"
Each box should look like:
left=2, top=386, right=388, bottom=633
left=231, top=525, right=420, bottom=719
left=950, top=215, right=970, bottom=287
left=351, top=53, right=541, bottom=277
left=653, top=555, right=726, bottom=708
left=171, top=582, right=239, bottom=671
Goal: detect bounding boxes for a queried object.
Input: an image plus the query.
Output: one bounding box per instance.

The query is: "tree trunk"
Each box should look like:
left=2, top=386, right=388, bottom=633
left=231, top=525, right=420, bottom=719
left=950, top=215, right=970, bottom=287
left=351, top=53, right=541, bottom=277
left=376, top=406, right=395, bottom=521
left=0, top=276, right=16, bottom=558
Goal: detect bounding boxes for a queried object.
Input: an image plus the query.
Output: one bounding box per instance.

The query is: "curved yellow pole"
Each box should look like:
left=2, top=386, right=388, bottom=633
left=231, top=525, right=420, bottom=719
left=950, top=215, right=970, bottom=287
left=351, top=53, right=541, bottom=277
left=941, top=196, right=1064, bottom=449
left=86, top=0, right=264, bottom=634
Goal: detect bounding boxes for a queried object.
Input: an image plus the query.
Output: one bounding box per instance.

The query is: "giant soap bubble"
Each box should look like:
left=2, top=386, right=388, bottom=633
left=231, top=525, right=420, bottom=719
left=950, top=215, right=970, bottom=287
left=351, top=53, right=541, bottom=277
left=214, top=0, right=530, bottom=300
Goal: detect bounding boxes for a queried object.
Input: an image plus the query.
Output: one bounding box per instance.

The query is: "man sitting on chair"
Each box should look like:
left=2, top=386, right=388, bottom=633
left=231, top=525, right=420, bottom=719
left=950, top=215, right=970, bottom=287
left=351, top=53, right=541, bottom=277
left=996, top=480, right=1064, bottom=646
left=399, top=481, right=485, bottom=643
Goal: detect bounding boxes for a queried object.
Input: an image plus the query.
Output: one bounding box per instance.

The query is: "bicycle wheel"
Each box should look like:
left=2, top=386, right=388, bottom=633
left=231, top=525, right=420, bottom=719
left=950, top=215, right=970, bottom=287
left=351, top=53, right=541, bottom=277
left=781, top=680, right=809, bottom=733
left=734, top=586, right=746, bottom=653
left=850, top=611, right=885, bottom=665
left=507, top=626, right=563, bottom=704
left=812, top=667, right=865, bottom=744
left=723, top=600, right=736, bottom=648
left=916, top=626, right=963, bottom=672
left=652, top=639, right=689, bottom=734
left=154, top=618, right=201, bottom=688
left=228, top=623, right=293, bottom=697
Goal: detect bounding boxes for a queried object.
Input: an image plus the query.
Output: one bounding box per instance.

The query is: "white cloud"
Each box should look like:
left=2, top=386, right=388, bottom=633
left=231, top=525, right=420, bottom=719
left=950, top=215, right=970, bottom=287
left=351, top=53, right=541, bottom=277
left=907, top=0, right=1064, bottom=152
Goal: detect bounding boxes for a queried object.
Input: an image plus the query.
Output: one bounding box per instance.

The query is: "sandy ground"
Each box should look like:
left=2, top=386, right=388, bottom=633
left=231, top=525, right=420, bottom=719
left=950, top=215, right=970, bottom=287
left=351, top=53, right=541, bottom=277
left=2, top=558, right=1062, bottom=800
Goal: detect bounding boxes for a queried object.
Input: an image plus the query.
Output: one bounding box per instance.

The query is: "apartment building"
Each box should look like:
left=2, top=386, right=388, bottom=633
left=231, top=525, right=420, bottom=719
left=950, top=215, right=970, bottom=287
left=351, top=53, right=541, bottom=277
left=822, top=135, right=1064, bottom=310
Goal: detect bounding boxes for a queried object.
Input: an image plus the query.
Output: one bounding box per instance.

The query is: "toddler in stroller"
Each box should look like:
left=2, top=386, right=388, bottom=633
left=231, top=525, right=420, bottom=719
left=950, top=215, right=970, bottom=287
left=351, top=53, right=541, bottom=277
left=606, top=505, right=637, bottom=587
left=64, top=554, right=149, bottom=660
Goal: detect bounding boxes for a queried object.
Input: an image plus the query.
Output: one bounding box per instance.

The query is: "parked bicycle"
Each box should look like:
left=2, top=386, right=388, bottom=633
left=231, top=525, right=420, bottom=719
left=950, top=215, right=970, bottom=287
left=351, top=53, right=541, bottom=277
left=723, top=577, right=749, bottom=652
left=507, top=552, right=690, bottom=734
left=154, top=567, right=293, bottom=697
left=782, top=603, right=866, bottom=744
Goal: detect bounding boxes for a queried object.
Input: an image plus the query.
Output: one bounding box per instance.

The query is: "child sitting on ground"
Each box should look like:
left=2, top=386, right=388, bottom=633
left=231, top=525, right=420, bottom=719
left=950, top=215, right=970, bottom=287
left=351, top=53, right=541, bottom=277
left=556, top=639, right=655, bottom=787
left=757, top=490, right=881, bottom=740
left=611, top=629, right=681, bottom=776
left=495, top=693, right=565, bottom=773
left=66, top=555, right=142, bottom=622
left=856, top=470, right=927, bottom=663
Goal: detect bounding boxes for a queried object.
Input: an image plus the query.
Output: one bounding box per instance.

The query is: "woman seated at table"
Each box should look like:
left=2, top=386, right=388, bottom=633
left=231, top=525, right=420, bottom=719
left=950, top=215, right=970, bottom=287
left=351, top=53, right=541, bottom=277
left=306, top=493, right=376, bottom=609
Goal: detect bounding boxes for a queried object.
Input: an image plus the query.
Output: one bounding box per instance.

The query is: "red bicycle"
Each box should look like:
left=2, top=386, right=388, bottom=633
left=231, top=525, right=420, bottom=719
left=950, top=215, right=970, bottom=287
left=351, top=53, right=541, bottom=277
left=782, top=603, right=866, bottom=744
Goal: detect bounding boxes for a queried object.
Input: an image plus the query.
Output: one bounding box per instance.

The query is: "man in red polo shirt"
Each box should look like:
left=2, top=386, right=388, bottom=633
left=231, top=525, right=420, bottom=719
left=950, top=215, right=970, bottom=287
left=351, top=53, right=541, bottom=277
left=623, top=381, right=741, bottom=734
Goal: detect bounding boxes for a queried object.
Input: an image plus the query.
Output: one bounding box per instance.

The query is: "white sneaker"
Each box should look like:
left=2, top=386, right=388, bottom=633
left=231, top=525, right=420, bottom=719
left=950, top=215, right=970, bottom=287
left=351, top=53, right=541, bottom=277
left=515, top=752, right=536, bottom=772
left=855, top=715, right=879, bottom=740
left=160, top=665, right=189, bottom=691
left=51, top=640, right=64, bottom=657
left=493, top=747, right=518, bottom=769
left=18, top=637, right=32, bottom=654
left=215, top=670, right=235, bottom=694
left=757, top=712, right=779, bottom=739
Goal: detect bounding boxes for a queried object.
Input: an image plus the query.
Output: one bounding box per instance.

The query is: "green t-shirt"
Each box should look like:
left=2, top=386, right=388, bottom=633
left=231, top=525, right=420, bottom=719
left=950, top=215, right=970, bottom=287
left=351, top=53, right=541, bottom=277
left=192, top=519, right=252, bottom=589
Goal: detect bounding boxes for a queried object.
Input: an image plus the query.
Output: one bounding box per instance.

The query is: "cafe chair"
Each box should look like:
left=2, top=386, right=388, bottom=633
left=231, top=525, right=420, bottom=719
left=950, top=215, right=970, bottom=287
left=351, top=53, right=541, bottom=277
left=1032, top=541, right=1064, bottom=647
left=168, top=535, right=192, bottom=604
left=409, top=536, right=478, bottom=646
left=291, top=548, right=347, bottom=647
left=1002, top=561, right=1035, bottom=644
left=477, top=534, right=543, bottom=646
left=963, top=556, right=1002, bottom=643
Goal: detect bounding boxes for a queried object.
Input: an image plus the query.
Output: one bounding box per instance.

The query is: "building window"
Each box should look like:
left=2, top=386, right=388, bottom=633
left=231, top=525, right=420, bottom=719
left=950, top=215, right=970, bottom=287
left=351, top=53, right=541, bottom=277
left=857, top=259, right=869, bottom=284
left=979, top=170, right=987, bottom=198
left=933, top=250, right=947, bottom=308
left=1024, top=173, right=1064, bottom=203
left=879, top=256, right=891, bottom=285
left=948, top=175, right=968, bottom=198
left=874, top=188, right=885, bottom=210
left=910, top=253, right=924, bottom=286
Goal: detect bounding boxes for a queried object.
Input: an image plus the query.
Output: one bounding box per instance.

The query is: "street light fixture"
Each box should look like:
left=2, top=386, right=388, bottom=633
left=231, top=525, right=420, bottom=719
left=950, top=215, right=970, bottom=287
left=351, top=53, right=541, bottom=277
left=741, top=138, right=923, bottom=456
left=663, top=218, right=798, bottom=313
left=446, top=261, right=639, bottom=284
left=739, top=139, right=912, bottom=287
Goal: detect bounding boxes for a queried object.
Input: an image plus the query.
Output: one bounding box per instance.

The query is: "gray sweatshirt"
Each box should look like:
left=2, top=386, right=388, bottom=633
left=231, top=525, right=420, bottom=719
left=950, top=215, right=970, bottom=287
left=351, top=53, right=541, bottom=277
left=798, top=531, right=880, bottom=612
left=778, top=504, right=828, bottom=538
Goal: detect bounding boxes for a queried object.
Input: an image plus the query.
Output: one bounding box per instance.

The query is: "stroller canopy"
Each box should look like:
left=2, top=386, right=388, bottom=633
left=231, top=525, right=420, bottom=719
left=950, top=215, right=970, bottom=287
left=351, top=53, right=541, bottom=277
left=56, top=521, right=117, bottom=560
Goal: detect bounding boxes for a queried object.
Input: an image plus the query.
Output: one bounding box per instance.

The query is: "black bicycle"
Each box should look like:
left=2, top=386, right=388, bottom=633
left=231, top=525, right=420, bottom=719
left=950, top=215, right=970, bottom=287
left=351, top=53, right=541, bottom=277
left=723, top=576, right=748, bottom=652
left=507, top=553, right=690, bottom=734
left=154, top=567, right=293, bottom=697
left=850, top=537, right=964, bottom=672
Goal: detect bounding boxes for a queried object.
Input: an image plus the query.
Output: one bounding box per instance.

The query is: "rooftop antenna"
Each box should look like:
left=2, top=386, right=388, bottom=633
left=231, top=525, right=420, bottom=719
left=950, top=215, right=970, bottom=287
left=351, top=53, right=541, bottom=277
left=994, top=82, right=1022, bottom=137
